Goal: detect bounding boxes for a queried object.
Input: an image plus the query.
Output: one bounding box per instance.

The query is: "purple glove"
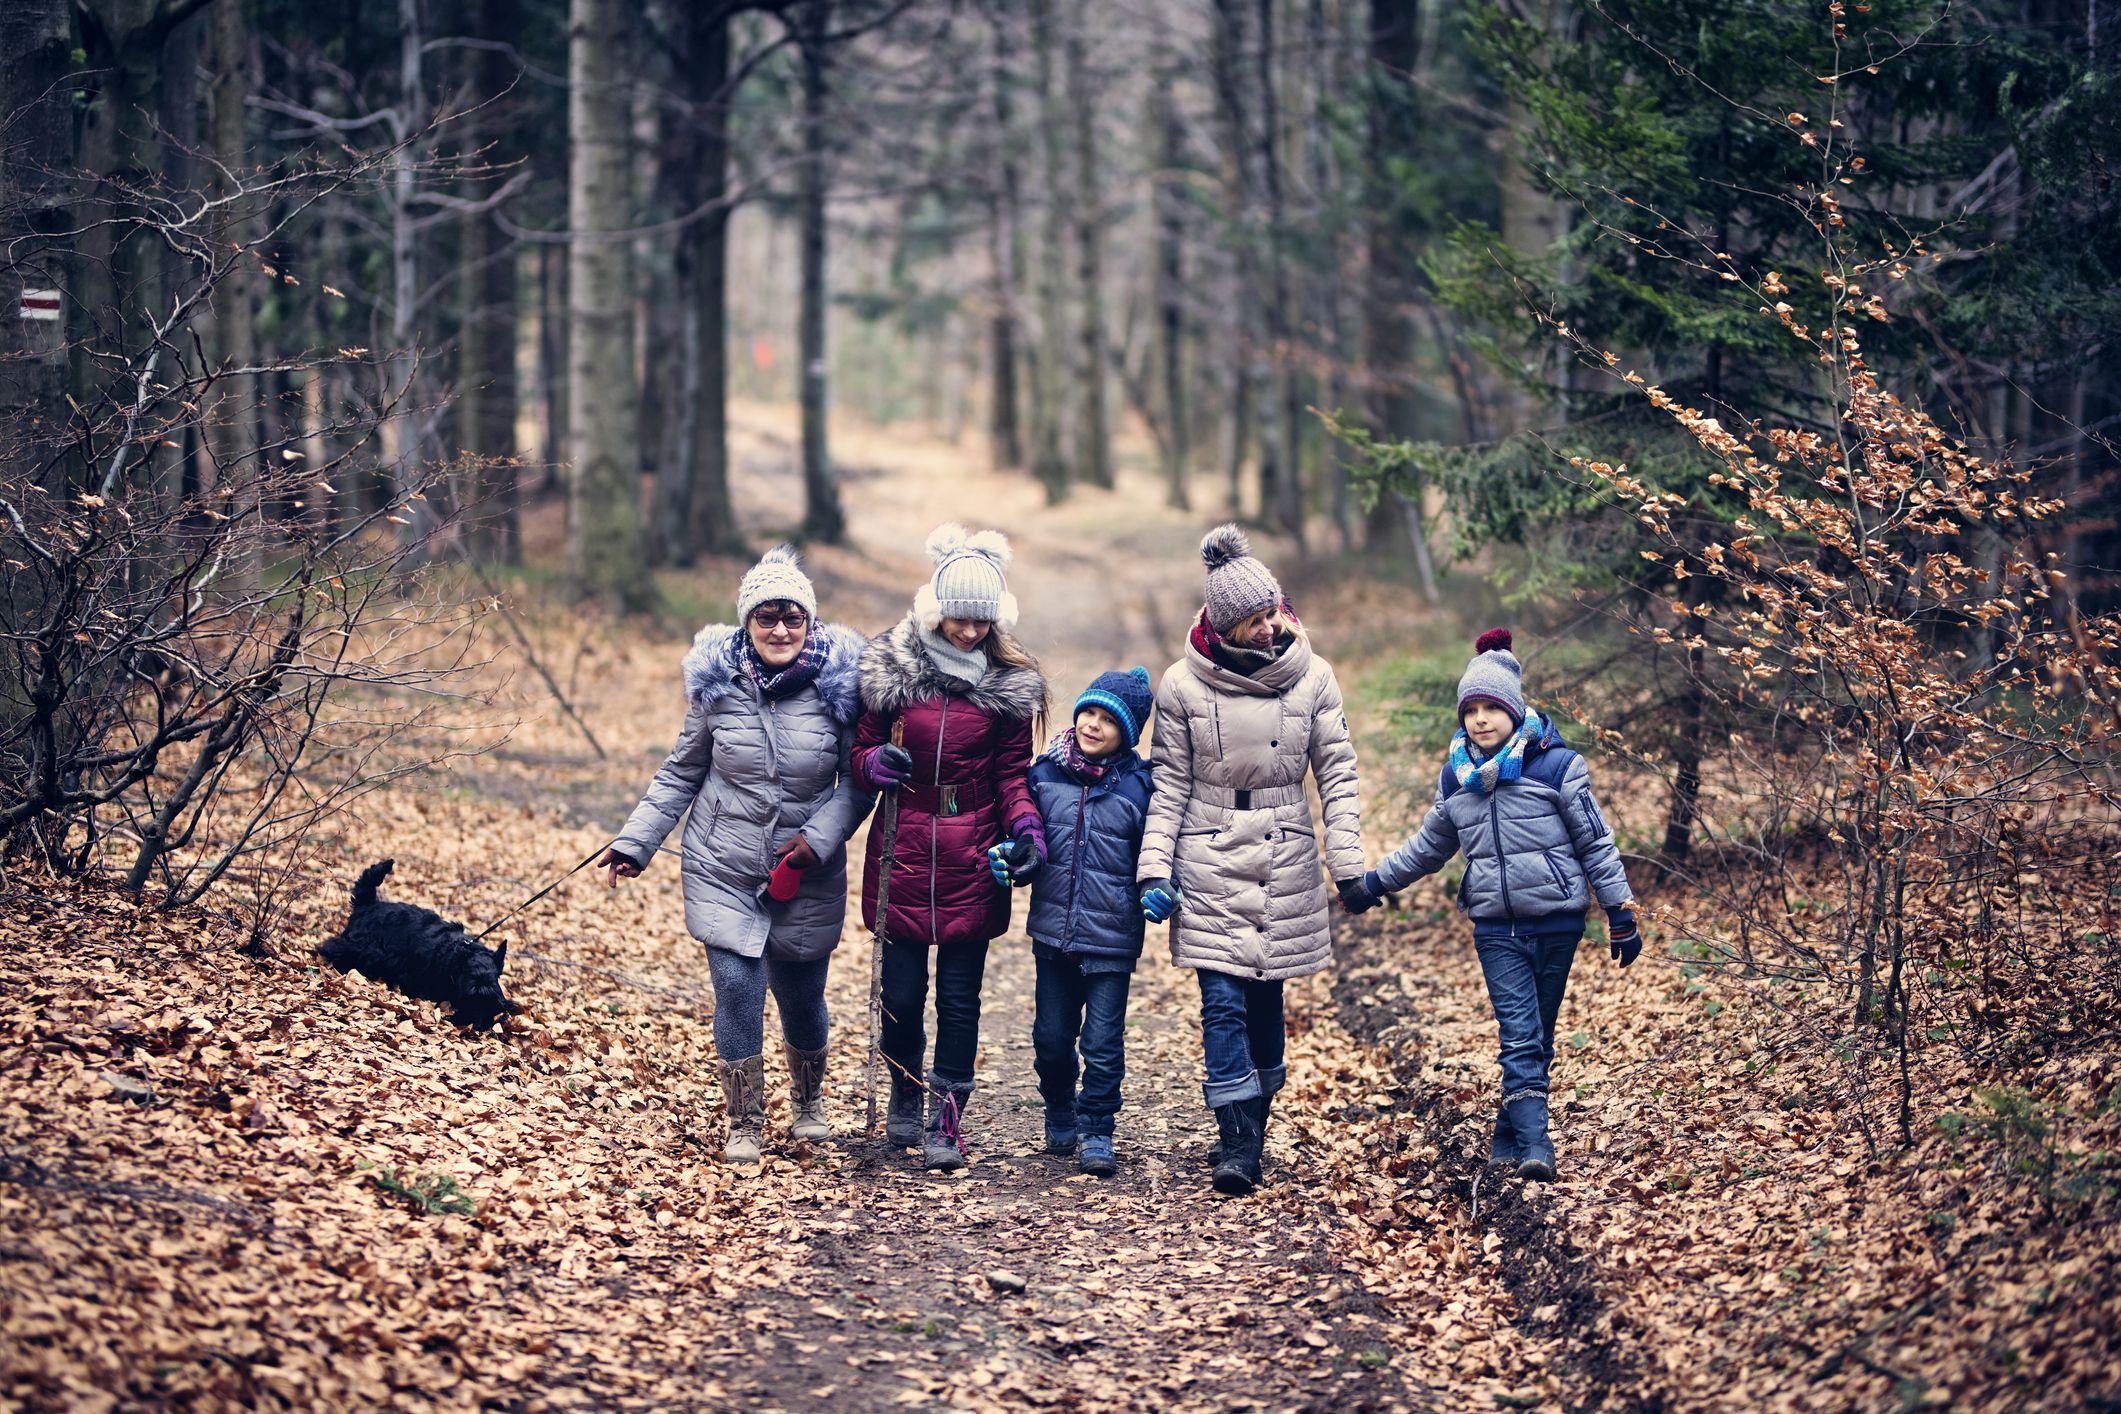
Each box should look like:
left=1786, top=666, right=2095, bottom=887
left=863, top=742, right=913, bottom=789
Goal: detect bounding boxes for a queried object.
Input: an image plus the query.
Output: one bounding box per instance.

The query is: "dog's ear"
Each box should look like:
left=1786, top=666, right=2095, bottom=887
left=492, top=939, right=507, bottom=971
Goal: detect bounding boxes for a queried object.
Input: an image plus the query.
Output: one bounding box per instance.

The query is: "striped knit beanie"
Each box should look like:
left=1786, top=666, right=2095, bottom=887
left=1074, top=667, right=1155, bottom=748
left=914, top=523, right=1019, bottom=630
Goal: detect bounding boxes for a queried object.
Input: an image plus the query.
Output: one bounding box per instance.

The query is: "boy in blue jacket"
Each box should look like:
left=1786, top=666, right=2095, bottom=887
left=1341, top=630, right=1640, bottom=1181
left=989, top=668, right=1156, bottom=1177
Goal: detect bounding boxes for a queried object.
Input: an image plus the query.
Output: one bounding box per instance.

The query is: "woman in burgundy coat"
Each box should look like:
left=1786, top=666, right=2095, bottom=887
left=853, top=524, right=1047, bottom=1169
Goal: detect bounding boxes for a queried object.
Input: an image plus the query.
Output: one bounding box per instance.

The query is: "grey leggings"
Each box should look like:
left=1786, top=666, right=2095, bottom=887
left=704, top=949, right=831, bottom=1060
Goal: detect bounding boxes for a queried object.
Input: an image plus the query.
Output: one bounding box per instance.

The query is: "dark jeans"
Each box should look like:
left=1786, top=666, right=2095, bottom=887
left=1472, top=921, right=1582, bottom=1101
left=880, top=938, right=990, bottom=1089
left=1194, top=969, right=1288, bottom=1108
left=1032, top=950, right=1133, bottom=1136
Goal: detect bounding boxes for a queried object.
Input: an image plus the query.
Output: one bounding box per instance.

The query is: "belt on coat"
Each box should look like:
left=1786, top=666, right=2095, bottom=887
left=1190, top=781, right=1308, bottom=811
left=898, top=778, right=998, bottom=817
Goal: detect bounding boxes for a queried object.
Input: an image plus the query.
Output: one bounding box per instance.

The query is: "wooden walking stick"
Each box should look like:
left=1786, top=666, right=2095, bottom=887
left=865, top=719, right=906, bottom=1139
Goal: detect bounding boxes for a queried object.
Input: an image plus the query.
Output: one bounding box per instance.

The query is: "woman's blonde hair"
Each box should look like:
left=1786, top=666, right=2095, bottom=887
left=985, top=628, right=1049, bottom=740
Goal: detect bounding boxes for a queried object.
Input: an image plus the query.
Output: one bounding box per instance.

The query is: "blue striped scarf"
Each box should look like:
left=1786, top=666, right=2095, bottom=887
left=1448, top=708, right=1545, bottom=797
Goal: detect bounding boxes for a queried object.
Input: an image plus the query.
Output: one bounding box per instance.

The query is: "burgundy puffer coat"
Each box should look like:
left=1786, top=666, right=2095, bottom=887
left=853, top=616, right=1046, bottom=947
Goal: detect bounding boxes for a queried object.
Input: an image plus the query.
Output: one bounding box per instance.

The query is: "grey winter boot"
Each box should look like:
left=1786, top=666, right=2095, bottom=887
left=922, top=1074, right=975, bottom=1171
left=886, top=1077, right=925, bottom=1147
left=784, top=1043, right=831, bottom=1142
left=1488, top=1104, right=1521, bottom=1164
left=1505, top=1093, right=1556, bottom=1182
left=719, top=1054, right=766, bottom=1165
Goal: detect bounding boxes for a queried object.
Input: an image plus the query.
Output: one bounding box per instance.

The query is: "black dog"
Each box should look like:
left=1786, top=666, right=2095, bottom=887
left=319, top=860, right=518, bottom=1029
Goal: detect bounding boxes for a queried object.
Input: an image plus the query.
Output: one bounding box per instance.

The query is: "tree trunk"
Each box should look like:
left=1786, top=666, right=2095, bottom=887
left=459, top=0, right=520, bottom=562
left=567, top=0, right=650, bottom=606
left=539, top=242, right=567, bottom=490
left=1151, top=48, right=1189, bottom=510
left=1254, top=0, right=1302, bottom=548
left=1064, top=12, right=1111, bottom=490
left=985, top=9, right=1025, bottom=471
left=1209, top=0, right=1253, bottom=518
left=387, top=0, right=433, bottom=557
left=0, top=0, right=75, bottom=492
left=1028, top=0, right=1072, bottom=504
left=796, top=0, right=845, bottom=542
left=686, top=4, right=742, bottom=559
left=208, top=0, right=261, bottom=581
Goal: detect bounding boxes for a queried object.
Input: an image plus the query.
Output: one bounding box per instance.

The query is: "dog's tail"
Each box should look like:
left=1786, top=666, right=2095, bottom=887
left=351, top=859, right=395, bottom=911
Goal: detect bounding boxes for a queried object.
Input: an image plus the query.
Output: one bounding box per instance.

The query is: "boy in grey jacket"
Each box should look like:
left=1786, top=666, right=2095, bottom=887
left=1342, top=629, right=1639, bottom=1180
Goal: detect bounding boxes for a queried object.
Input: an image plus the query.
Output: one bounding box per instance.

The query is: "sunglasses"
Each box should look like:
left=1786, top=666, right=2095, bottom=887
left=749, top=607, right=810, bottom=631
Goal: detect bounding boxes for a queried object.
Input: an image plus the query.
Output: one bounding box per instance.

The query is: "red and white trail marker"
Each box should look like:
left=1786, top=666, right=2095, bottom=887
left=19, top=289, right=61, bottom=322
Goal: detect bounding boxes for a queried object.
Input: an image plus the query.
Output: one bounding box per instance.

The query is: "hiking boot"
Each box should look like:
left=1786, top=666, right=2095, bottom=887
left=1044, top=1110, right=1079, bottom=1155
left=1207, top=1094, right=1270, bottom=1168
left=784, top=1043, right=830, bottom=1142
left=1078, top=1133, right=1117, bottom=1177
left=719, top=1054, right=765, bottom=1165
left=1488, top=1103, right=1521, bottom=1164
left=1506, top=1093, right=1556, bottom=1182
left=923, top=1075, right=974, bottom=1171
left=1210, top=1098, right=1264, bottom=1196
left=886, top=1078, right=925, bottom=1148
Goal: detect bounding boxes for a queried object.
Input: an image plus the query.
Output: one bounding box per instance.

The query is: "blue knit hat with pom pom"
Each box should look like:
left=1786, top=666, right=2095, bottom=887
left=1074, top=667, right=1155, bottom=748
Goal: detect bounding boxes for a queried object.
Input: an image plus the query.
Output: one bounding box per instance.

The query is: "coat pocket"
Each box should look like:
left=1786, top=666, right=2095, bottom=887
left=1541, top=850, right=1572, bottom=892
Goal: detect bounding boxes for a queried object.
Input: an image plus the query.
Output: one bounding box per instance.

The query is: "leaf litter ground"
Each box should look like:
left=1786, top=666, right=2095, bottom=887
left=4, top=406, right=2116, bottom=1411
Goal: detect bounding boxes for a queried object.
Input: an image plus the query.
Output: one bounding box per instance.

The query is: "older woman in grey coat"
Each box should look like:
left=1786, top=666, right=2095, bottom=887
left=600, top=547, right=872, bottom=1163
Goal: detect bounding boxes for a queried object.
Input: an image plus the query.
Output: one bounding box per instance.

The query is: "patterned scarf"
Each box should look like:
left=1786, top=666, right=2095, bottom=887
left=738, top=628, right=827, bottom=700
left=1045, top=727, right=1112, bottom=782
left=1447, top=707, right=1546, bottom=797
left=1190, top=602, right=1300, bottom=678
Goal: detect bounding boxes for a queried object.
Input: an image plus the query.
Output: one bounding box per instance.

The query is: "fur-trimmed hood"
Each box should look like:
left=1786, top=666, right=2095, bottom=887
left=859, top=614, right=1047, bottom=722
left=681, top=622, right=867, bottom=724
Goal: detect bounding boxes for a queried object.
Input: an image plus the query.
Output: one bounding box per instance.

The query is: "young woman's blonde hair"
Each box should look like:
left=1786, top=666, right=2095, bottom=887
left=984, top=628, right=1049, bottom=741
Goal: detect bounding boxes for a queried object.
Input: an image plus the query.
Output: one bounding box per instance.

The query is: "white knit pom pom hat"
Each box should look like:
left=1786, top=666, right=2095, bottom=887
left=735, top=544, right=817, bottom=622
left=914, top=522, right=1018, bottom=630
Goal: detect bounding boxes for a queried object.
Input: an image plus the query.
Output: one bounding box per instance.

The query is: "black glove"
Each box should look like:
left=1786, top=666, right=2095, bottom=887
left=1336, top=877, right=1380, bottom=916
left=1607, top=906, right=1641, bottom=967
left=985, top=834, right=1041, bottom=887
left=868, top=742, right=914, bottom=787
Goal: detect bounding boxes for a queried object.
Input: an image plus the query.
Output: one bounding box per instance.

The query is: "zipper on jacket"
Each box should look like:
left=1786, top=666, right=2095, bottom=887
left=929, top=695, right=950, bottom=939
left=1491, top=791, right=1514, bottom=919
left=1066, top=781, right=1090, bottom=948
left=1542, top=851, right=1570, bottom=892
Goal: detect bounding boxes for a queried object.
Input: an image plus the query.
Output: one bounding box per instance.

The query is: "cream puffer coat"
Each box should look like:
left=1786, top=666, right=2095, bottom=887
left=1137, top=616, right=1363, bottom=981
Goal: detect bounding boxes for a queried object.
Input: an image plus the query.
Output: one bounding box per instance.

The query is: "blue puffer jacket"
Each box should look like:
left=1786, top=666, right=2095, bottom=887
left=1370, top=719, right=1631, bottom=926
left=1024, top=748, right=1155, bottom=961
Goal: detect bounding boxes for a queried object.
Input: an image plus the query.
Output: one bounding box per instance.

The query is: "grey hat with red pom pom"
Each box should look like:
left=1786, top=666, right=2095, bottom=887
left=1457, top=628, right=1525, bottom=725
left=1199, top=524, right=1283, bottom=633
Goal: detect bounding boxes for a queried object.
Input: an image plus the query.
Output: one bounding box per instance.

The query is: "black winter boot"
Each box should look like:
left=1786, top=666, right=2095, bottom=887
left=1207, top=1094, right=1271, bottom=1168
left=885, top=1078, right=925, bottom=1148
left=1506, top=1093, right=1556, bottom=1181
left=1210, top=1098, right=1265, bottom=1196
left=923, top=1075, right=975, bottom=1171
left=1488, top=1104, right=1521, bottom=1164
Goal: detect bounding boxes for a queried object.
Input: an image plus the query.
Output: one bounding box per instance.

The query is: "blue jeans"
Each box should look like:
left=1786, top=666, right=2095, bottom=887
left=704, top=949, right=830, bottom=1060
left=879, top=939, right=990, bottom=1088
left=1195, top=969, right=1287, bottom=1108
left=1032, top=949, right=1133, bottom=1136
left=1472, top=921, right=1581, bottom=1101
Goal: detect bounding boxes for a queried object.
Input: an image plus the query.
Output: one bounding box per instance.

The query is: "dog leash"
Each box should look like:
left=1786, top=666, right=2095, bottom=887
left=473, top=843, right=614, bottom=943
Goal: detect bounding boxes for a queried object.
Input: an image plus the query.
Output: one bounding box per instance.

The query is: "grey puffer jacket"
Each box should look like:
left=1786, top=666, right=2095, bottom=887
left=1369, top=717, right=1632, bottom=925
left=1137, top=616, right=1363, bottom=982
left=612, top=624, right=873, bottom=961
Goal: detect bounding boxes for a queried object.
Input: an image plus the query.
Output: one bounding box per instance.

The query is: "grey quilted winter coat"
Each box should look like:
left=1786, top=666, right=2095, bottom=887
left=1137, top=616, right=1364, bottom=981
left=612, top=624, right=873, bottom=961
left=1369, top=717, right=1632, bottom=925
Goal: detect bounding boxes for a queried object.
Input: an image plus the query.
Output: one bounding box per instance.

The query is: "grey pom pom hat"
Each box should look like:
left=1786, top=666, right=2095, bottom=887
left=914, top=522, right=1019, bottom=629
left=736, top=544, right=817, bottom=622
left=1457, top=628, right=1526, bottom=725
left=1199, top=524, right=1283, bottom=633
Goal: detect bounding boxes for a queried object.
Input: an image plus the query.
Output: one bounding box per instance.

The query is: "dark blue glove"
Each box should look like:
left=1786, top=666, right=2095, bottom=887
left=1336, top=877, right=1380, bottom=915
left=1139, top=878, right=1179, bottom=924
left=1607, top=906, right=1641, bottom=967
